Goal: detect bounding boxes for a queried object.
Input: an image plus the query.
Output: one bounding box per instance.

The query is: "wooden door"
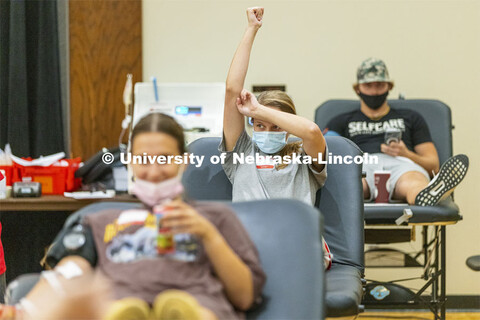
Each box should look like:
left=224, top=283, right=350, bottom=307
left=69, top=0, right=142, bottom=159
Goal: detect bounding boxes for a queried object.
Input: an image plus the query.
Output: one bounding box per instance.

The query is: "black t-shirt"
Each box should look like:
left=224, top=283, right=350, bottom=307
left=326, top=108, right=432, bottom=154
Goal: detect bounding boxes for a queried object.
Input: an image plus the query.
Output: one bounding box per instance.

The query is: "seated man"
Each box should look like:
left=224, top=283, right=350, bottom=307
left=325, top=57, right=469, bottom=206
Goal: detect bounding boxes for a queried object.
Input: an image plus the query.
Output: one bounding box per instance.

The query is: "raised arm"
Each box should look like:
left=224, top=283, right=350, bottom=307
left=223, top=7, right=264, bottom=151
left=237, top=90, right=327, bottom=171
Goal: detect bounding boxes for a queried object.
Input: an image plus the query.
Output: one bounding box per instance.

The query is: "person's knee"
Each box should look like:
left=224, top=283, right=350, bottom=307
left=396, top=171, right=429, bottom=189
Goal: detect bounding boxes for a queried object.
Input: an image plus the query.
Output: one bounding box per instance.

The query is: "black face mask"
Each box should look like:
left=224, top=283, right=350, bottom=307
left=358, top=91, right=389, bottom=110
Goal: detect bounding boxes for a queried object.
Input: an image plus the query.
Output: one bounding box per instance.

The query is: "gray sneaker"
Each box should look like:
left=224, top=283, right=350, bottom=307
left=415, top=154, right=469, bottom=206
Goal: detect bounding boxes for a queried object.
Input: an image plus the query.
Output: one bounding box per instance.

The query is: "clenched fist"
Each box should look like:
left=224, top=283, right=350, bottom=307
left=236, top=89, right=262, bottom=118
left=246, top=7, right=264, bottom=29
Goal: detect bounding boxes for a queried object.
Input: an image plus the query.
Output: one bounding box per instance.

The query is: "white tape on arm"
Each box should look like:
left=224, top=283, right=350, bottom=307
left=41, top=271, right=65, bottom=296
left=19, top=298, right=39, bottom=315
left=55, top=261, right=84, bottom=279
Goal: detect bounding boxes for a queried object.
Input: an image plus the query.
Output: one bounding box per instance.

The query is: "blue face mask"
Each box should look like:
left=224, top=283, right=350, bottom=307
left=252, top=131, right=287, bottom=154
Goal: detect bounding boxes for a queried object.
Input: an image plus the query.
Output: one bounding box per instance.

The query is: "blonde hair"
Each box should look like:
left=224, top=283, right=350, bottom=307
left=257, top=91, right=302, bottom=170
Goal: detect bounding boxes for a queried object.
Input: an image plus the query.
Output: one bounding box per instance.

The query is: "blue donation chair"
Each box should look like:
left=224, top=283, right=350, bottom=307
left=315, top=99, right=463, bottom=320
left=5, top=198, right=325, bottom=320
left=183, top=136, right=365, bottom=318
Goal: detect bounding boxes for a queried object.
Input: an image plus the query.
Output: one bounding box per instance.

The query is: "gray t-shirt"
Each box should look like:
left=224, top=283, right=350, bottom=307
left=219, top=130, right=327, bottom=205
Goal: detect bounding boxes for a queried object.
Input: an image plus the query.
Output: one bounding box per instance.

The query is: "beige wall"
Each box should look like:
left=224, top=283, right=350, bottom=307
left=143, top=0, right=480, bottom=295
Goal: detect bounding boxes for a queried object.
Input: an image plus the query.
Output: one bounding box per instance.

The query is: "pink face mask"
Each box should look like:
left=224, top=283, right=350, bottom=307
left=131, top=175, right=184, bottom=207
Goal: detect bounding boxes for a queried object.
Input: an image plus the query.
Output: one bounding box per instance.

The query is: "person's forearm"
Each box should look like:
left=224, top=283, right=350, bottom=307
left=26, top=256, right=93, bottom=305
left=404, top=149, right=439, bottom=174
left=226, top=27, right=259, bottom=95
left=255, top=105, right=326, bottom=149
left=223, top=26, right=260, bottom=151
left=203, top=231, right=254, bottom=310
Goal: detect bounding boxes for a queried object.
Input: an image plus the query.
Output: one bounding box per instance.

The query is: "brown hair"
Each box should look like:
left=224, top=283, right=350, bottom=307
left=130, top=113, right=186, bottom=154
left=256, top=90, right=302, bottom=170
left=352, top=82, right=394, bottom=93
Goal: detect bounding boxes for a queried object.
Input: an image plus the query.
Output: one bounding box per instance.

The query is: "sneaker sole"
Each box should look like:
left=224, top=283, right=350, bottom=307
left=153, top=290, right=202, bottom=320
left=415, top=154, right=469, bottom=206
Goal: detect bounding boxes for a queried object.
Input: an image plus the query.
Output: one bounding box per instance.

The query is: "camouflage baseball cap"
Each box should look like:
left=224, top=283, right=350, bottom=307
left=356, top=58, right=392, bottom=84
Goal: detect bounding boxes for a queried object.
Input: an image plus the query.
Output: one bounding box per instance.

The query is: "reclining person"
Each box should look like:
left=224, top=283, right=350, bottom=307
left=11, top=113, right=265, bottom=320
left=219, top=7, right=332, bottom=269
left=324, top=57, right=469, bottom=206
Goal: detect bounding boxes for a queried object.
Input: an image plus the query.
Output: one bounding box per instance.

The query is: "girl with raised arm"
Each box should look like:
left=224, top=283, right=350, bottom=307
left=220, top=7, right=331, bottom=269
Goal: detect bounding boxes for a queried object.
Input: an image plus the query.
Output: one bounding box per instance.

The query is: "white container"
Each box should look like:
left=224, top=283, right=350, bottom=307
left=0, top=169, right=6, bottom=199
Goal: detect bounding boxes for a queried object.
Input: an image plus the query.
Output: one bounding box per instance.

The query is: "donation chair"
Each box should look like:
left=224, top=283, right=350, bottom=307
left=183, top=136, right=365, bottom=319
left=315, top=99, right=462, bottom=320
left=5, top=199, right=325, bottom=320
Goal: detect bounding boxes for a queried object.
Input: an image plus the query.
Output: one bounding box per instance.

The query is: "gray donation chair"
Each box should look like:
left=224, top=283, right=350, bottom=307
left=183, top=136, right=365, bottom=318
left=315, top=99, right=463, bottom=320
left=5, top=199, right=325, bottom=320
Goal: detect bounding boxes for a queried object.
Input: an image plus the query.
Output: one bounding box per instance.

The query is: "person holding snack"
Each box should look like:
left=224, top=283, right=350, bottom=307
left=12, top=113, right=265, bottom=320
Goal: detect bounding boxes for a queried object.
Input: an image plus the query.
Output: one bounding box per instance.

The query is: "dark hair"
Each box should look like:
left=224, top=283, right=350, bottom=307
left=130, top=113, right=186, bottom=153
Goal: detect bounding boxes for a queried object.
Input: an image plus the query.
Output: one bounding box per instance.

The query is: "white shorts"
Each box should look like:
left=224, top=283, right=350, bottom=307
left=363, top=153, right=430, bottom=201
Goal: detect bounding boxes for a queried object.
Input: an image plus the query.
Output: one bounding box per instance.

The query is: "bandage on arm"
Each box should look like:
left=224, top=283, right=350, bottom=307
left=19, top=259, right=89, bottom=318
left=40, top=260, right=86, bottom=295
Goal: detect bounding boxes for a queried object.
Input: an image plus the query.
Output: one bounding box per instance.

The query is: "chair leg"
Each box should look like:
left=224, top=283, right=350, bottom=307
left=431, top=226, right=448, bottom=320
left=423, top=226, right=429, bottom=280
left=434, top=226, right=439, bottom=319
left=413, top=226, right=446, bottom=320
left=440, top=226, right=447, bottom=320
